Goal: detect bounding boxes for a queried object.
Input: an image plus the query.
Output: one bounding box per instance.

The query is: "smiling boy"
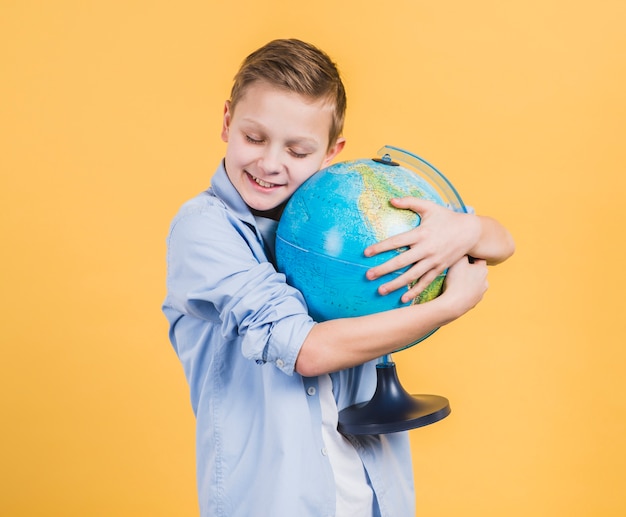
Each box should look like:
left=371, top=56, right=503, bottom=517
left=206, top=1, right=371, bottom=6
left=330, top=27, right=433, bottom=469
left=222, top=81, right=344, bottom=218
left=163, top=39, right=514, bottom=517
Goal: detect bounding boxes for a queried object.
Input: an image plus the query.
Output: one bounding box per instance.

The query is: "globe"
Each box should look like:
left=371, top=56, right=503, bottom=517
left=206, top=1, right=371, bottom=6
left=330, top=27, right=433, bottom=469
left=275, top=146, right=466, bottom=348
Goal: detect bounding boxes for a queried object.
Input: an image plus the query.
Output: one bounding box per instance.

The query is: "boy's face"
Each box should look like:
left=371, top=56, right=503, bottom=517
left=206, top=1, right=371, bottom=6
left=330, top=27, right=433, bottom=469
left=221, top=81, right=345, bottom=215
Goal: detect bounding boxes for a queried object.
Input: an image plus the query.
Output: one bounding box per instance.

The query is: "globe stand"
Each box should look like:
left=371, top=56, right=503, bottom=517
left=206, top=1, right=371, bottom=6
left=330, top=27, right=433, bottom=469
left=338, top=356, right=451, bottom=435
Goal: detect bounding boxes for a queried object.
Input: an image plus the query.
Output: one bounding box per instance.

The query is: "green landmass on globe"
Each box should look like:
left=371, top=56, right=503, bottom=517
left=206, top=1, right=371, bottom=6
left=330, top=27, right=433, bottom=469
left=356, top=160, right=446, bottom=305
left=276, top=157, right=450, bottom=331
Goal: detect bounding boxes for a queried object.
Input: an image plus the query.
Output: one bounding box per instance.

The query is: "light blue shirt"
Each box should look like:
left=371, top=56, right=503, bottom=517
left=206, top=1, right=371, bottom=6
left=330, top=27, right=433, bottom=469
left=163, top=162, right=415, bottom=517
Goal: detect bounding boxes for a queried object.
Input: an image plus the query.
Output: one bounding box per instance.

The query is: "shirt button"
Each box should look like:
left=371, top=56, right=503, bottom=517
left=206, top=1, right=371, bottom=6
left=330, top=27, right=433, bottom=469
left=276, top=359, right=285, bottom=368
left=307, top=386, right=316, bottom=396
left=321, top=447, right=328, bottom=456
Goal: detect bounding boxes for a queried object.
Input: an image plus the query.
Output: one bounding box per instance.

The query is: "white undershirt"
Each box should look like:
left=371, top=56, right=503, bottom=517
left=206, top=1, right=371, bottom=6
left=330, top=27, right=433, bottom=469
left=318, top=374, right=374, bottom=516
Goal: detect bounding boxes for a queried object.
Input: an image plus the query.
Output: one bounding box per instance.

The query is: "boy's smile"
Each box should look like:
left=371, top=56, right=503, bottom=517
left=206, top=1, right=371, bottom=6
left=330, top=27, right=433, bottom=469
left=249, top=174, right=277, bottom=189
left=221, top=81, right=344, bottom=217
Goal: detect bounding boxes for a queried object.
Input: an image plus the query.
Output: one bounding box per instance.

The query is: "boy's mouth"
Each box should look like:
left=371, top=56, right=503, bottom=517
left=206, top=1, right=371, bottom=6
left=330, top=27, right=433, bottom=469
left=247, top=172, right=279, bottom=189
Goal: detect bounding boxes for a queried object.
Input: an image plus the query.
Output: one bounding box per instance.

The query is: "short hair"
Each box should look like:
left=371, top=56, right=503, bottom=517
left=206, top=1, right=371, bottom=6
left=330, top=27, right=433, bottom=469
left=229, top=39, right=347, bottom=148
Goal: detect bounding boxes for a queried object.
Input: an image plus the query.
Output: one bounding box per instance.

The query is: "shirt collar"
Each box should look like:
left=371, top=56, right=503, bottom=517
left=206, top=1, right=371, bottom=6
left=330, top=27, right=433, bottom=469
left=210, top=160, right=258, bottom=228
left=210, top=160, right=280, bottom=264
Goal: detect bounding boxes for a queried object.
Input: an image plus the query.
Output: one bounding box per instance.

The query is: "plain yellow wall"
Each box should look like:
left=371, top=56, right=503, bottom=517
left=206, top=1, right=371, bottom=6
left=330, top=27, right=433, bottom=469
left=2, top=1, right=625, bottom=516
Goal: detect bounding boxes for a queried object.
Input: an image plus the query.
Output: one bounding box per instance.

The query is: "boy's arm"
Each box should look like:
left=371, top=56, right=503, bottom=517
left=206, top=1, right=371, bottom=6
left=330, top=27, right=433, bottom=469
left=295, top=255, right=488, bottom=377
left=364, top=197, right=515, bottom=303
left=467, top=213, right=516, bottom=264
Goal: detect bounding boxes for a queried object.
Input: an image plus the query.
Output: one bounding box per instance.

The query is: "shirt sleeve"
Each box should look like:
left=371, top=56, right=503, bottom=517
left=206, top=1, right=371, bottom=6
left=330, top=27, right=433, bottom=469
left=165, top=200, right=315, bottom=375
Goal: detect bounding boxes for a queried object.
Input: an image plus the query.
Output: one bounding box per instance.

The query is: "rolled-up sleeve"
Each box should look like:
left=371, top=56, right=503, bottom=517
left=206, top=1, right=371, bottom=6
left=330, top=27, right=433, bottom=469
left=165, top=199, right=315, bottom=375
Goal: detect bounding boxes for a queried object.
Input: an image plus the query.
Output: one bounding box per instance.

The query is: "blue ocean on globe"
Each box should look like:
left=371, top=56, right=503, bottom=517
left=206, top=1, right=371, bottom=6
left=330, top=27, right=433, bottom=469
left=275, top=157, right=450, bottom=327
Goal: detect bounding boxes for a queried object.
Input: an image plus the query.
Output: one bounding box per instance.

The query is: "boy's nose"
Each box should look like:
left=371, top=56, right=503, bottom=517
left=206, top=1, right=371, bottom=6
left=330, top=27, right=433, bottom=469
left=258, top=146, right=284, bottom=174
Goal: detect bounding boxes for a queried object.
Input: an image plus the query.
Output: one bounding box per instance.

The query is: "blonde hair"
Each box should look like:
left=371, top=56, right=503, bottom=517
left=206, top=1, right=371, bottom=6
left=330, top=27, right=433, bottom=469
left=229, top=39, right=347, bottom=148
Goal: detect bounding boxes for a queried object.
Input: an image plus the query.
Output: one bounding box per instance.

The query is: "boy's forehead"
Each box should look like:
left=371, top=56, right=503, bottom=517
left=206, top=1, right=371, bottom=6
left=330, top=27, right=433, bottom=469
left=234, top=81, right=334, bottom=115
left=231, top=82, right=334, bottom=139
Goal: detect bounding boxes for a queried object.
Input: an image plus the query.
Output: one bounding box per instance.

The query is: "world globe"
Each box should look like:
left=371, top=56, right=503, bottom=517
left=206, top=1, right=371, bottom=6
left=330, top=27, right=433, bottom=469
left=276, top=146, right=467, bottom=349
left=276, top=146, right=467, bottom=433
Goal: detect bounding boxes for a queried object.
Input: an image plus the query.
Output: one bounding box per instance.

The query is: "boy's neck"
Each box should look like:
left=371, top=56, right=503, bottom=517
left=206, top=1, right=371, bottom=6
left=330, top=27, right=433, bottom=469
left=250, top=202, right=286, bottom=221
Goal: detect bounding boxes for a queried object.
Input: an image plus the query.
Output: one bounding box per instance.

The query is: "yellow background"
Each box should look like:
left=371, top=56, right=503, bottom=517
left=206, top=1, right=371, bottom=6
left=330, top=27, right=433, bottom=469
left=2, top=1, right=625, bottom=515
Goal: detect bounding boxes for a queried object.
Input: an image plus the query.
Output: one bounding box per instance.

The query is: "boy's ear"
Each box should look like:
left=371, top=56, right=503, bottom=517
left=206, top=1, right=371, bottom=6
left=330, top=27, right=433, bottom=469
left=221, top=101, right=231, bottom=142
left=322, top=137, right=346, bottom=167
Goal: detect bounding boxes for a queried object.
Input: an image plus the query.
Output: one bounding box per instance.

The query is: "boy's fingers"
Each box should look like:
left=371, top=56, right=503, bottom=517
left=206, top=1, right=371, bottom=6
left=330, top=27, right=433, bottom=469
left=376, top=262, right=435, bottom=297
left=364, top=230, right=421, bottom=257
left=390, top=196, right=434, bottom=213
left=366, top=246, right=418, bottom=280
left=400, top=270, right=440, bottom=303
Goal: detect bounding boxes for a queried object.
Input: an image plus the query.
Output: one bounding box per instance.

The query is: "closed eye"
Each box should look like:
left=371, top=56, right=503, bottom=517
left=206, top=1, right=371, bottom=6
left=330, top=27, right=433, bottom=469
left=246, top=135, right=264, bottom=144
left=289, top=149, right=309, bottom=159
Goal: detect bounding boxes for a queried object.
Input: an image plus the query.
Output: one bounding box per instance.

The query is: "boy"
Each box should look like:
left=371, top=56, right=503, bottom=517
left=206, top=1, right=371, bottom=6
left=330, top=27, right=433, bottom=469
left=163, top=39, right=514, bottom=517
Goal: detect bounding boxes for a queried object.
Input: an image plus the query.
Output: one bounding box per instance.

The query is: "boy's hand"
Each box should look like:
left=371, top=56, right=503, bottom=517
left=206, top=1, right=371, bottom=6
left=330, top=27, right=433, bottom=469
left=364, top=197, right=480, bottom=303
left=440, top=256, right=488, bottom=317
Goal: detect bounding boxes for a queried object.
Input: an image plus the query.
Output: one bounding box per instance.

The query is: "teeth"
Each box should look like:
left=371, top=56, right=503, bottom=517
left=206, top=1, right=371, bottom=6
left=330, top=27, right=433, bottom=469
left=253, top=176, right=274, bottom=188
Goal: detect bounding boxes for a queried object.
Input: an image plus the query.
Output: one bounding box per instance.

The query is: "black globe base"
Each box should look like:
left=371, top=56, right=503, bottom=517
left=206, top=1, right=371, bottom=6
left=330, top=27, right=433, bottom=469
left=338, top=361, right=451, bottom=435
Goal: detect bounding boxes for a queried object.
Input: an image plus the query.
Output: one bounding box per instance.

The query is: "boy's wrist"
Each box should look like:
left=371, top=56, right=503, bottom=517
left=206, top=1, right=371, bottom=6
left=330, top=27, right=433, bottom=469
left=413, top=294, right=462, bottom=329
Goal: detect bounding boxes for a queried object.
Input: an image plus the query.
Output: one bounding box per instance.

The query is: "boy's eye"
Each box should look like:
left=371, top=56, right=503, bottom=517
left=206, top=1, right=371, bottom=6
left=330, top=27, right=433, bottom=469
left=289, top=149, right=309, bottom=159
left=245, top=135, right=264, bottom=144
